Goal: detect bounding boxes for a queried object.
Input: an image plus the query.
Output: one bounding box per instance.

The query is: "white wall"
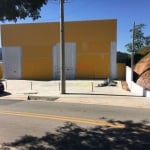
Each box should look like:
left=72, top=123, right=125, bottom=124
left=126, top=66, right=132, bottom=89
left=110, top=41, right=117, bottom=79
left=126, top=66, right=150, bottom=97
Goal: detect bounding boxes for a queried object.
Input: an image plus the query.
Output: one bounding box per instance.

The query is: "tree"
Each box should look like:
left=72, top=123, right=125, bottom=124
left=125, top=24, right=150, bottom=52
left=117, top=51, right=131, bottom=66
left=144, top=36, right=150, bottom=46
left=0, top=0, right=48, bottom=22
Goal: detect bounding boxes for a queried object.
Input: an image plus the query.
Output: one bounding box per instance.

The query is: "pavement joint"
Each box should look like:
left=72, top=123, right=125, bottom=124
left=27, top=95, right=59, bottom=101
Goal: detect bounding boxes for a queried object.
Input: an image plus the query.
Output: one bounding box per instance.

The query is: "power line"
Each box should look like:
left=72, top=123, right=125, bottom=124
left=49, top=0, right=71, bottom=3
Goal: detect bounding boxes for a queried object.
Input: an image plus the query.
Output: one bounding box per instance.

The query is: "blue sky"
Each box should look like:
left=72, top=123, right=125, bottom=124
left=1, top=0, right=150, bottom=52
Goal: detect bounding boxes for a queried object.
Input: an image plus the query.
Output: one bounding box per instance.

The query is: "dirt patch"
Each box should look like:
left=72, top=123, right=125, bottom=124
left=121, top=81, right=130, bottom=91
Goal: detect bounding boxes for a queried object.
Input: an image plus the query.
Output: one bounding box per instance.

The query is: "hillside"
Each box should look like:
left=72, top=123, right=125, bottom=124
left=133, top=46, right=150, bottom=65
left=134, top=46, right=150, bottom=90
left=136, top=45, right=150, bottom=55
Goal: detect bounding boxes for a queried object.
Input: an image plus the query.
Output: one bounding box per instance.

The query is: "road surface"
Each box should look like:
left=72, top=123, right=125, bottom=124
left=0, top=99, right=150, bottom=149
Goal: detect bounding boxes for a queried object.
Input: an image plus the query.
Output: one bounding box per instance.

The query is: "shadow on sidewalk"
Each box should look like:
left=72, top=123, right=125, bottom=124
left=0, top=92, right=11, bottom=97
left=4, top=119, right=150, bottom=150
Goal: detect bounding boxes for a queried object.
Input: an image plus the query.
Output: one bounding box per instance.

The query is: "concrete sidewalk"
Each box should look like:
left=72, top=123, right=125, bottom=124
left=0, top=80, right=150, bottom=109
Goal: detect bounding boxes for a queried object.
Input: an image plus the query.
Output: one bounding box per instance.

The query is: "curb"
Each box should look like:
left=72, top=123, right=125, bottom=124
left=27, top=95, right=59, bottom=101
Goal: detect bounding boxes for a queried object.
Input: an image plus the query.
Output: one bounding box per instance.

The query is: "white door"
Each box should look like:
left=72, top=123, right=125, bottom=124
left=53, top=44, right=60, bottom=80
left=53, top=43, right=76, bottom=80
left=2, top=47, right=22, bottom=79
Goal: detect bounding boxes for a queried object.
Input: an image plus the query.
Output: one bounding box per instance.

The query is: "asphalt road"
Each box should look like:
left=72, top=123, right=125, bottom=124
left=0, top=99, right=150, bottom=149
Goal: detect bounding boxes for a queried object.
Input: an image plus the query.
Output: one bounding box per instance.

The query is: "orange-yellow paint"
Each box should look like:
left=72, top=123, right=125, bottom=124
left=117, top=63, right=126, bottom=80
left=22, top=46, right=52, bottom=80
left=1, top=19, right=117, bottom=80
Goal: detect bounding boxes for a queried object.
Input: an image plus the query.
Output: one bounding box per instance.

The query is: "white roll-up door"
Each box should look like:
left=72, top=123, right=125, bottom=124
left=2, top=47, right=22, bottom=79
left=53, top=43, right=76, bottom=80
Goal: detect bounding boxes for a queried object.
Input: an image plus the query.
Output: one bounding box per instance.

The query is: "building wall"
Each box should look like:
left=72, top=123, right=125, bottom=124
left=22, top=46, right=52, bottom=80
left=1, top=19, right=117, bottom=80
left=117, top=63, right=126, bottom=80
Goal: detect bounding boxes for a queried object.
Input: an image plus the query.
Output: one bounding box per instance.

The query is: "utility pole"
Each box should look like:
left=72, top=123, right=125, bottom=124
left=60, top=0, right=66, bottom=94
left=131, top=22, right=135, bottom=81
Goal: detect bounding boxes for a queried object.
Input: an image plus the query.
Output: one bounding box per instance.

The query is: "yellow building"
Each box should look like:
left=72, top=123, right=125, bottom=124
left=1, top=19, right=117, bottom=80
